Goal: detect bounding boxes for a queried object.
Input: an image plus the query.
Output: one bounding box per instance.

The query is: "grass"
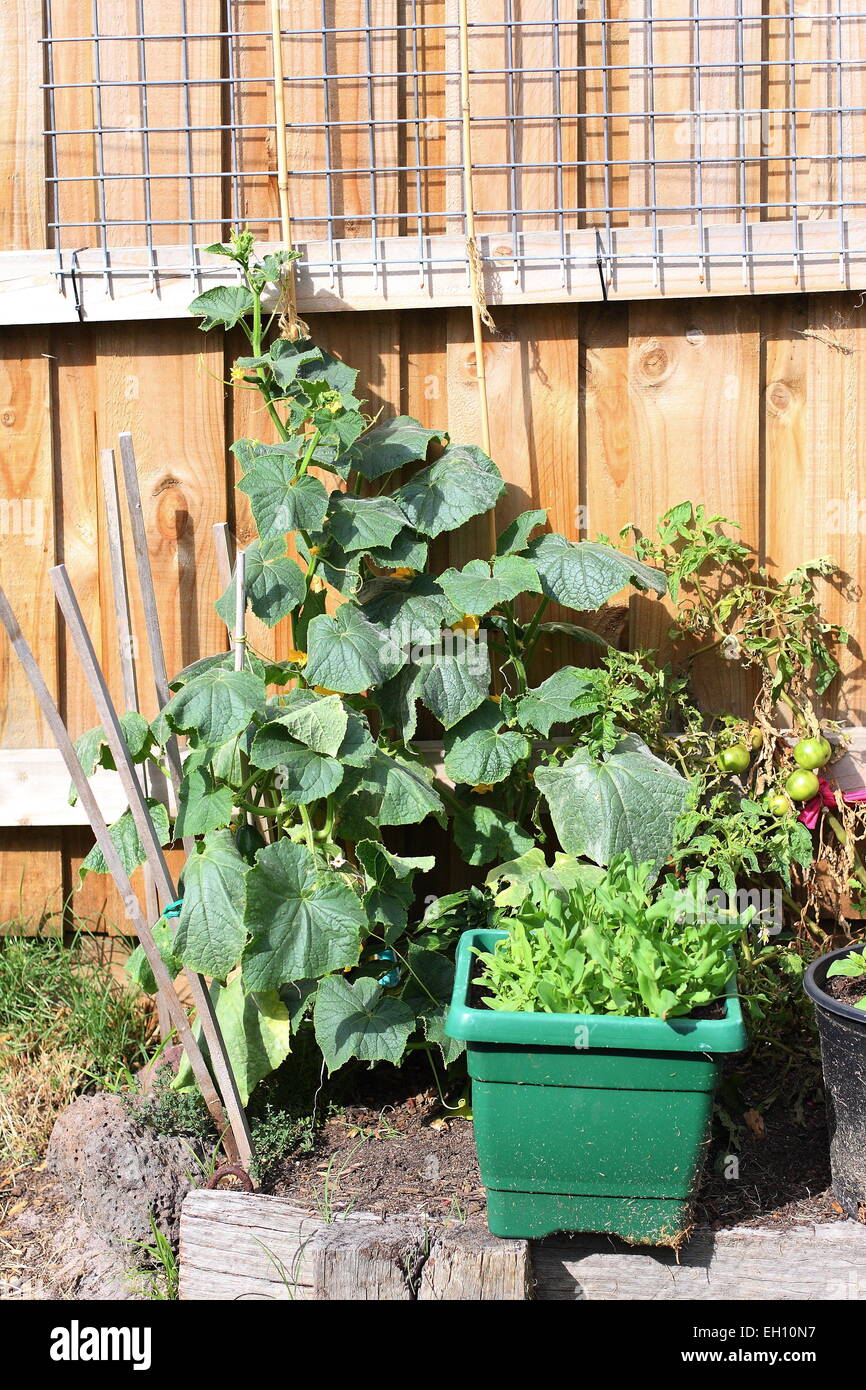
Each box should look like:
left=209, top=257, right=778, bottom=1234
left=0, top=925, right=154, bottom=1170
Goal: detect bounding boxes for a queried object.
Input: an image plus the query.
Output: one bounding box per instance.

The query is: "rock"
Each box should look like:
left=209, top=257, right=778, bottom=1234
left=47, top=1092, right=199, bottom=1248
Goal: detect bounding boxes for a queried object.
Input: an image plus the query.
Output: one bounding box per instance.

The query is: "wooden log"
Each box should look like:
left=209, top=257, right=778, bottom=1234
left=310, top=1221, right=430, bottom=1302
left=180, top=1190, right=866, bottom=1301
left=532, top=1222, right=866, bottom=1301
left=179, top=1190, right=376, bottom=1301
left=418, top=1224, right=531, bottom=1301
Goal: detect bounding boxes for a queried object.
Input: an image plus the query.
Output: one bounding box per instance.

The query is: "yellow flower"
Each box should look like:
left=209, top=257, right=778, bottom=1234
left=472, top=784, right=494, bottom=795
left=229, top=363, right=248, bottom=383
left=313, top=685, right=338, bottom=696
left=286, top=650, right=307, bottom=667
left=489, top=694, right=501, bottom=704
left=451, top=613, right=480, bottom=634
left=392, top=567, right=416, bottom=579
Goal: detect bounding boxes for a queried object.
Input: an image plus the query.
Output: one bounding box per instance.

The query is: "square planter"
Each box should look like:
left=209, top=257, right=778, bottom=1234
left=446, top=928, right=748, bottom=1244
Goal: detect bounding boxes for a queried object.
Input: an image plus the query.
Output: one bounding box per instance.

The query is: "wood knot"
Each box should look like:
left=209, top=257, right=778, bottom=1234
left=636, top=339, right=673, bottom=385
left=766, top=379, right=794, bottom=416
left=155, top=485, right=190, bottom=540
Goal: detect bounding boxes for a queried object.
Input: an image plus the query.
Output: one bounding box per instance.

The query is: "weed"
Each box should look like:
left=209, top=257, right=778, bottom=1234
left=126, top=1212, right=179, bottom=1301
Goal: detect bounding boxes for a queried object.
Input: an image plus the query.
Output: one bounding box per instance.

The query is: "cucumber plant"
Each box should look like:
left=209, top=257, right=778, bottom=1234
left=71, top=229, right=691, bottom=1099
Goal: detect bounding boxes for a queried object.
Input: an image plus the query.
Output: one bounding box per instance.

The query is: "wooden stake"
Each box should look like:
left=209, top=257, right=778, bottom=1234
left=49, top=564, right=253, bottom=1170
left=116, top=432, right=184, bottom=801
left=212, top=522, right=234, bottom=595
left=269, top=0, right=307, bottom=341
left=0, top=585, right=229, bottom=1142
left=99, top=446, right=168, bottom=1040
left=233, top=548, right=247, bottom=675
left=457, top=0, right=496, bottom=562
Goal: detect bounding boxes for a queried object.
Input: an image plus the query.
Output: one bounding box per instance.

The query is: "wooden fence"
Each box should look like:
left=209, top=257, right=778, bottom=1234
left=1, top=2, right=866, bottom=928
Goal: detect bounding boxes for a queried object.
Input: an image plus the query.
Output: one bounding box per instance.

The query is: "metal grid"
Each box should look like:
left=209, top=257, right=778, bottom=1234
left=39, top=1, right=866, bottom=303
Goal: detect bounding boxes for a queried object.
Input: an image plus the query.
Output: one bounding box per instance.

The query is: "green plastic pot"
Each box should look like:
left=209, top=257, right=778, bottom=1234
left=445, top=929, right=748, bottom=1244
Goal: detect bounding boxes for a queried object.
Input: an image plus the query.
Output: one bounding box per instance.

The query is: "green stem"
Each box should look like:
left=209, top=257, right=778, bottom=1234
left=299, top=804, right=317, bottom=856
left=521, top=595, right=550, bottom=665
left=825, top=812, right=866, bottom=891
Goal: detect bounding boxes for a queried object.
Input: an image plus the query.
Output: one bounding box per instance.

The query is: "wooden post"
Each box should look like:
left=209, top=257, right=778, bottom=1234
left=49, top=564, right=253, bottom=1170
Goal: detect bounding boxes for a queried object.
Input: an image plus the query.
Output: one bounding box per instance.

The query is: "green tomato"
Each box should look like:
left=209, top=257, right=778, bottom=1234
left=792, top=736, right=832, bottom=771
left=765, top=791, right=792, bottom=817
left=716, top=743, right=751, bottom=774
left=785, top=768, right=820, bottom=803
left=749, top=726, right=763, bottom=752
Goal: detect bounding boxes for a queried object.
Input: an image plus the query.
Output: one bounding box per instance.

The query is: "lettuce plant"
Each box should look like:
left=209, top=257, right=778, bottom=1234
left=474, top=855, right=750, bottom=1019
left=73, top=229, right=692, bottom=1097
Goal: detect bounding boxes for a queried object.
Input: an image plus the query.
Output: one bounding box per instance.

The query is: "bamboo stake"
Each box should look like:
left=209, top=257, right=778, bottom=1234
left=99, top=446, right=168, bottom=1041
left=269, top=0, right=308, bottom=341
left=233, top=548, right=247, bottom=676
left=212, top=522, right=234, bottom=596
left=116, top=433, right=184, bottom=803
left=49, top=565, right=253, bottom=1170
left=0, top=586, right=229, bottom=1142
left=457, top=0, right=496, bottom=563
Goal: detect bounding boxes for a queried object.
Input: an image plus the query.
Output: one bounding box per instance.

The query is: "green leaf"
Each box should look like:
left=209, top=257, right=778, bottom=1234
left=305, top=604, right=402, bottom=694
left=189, top=285, right=254, bottom=331
left=313, top=976, right=415, bottom=1073
left=348, top=415, right=448, bottom=481
left=174, top=765, right=234, bottom=838
left=396, top=444, right=505, bottom=539
left=326, top=493, right=408, bottom=554
left=485, top=849, right=605, bottom=906
left=366, top=528, right=429, bottom=574
left=534, top=734, right=691, bottom=871
left=261, top=690, right=348, bottom=757
left=517, top=666, right=600, bottom=737
left=338, top=709, right=377, bottom=767
left=443, top=701, right=531, bottom=786
left=357, top=840, right=434, bottom=935
left=417, top=638, right=490, bottom=729
left=401, top=947, right=454, bottom=1019
left=161, top=668, right=265, bottom=747
left=251, top=731, right=344, bottom=804
left=78, top=799, right=170, bottom=883
left=242, top=839, right=365, bottom=989
left=340, top=751, right=445, bottom=831
left=496, top=509, right=548, bottom=556
left=235, top=446, right=329, bottom=538
left=174, top=829, right=249, bottom=980
left=175, top=975, right=291, bottom=1107
left=536, top=620, right=612, bottom=649
left=125, top=918, right=183, bottom=996
left=453, top=806, right=534, bottom=867
left=374, top=664, right=423, bottom=742
left=267, top=343, right=325, bottom=390
left=358, top=574, right=458, bottom=649
left=70, top=711, right=154, bottom=804
left=216, top=538, right=306, bottom=629
left=527, top=533, right=667, bottom=610
left=437, top=555, right=542, bottom=616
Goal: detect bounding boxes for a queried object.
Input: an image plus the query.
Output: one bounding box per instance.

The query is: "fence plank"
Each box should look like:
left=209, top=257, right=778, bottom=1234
left=0, top=0, right=46, bottom=249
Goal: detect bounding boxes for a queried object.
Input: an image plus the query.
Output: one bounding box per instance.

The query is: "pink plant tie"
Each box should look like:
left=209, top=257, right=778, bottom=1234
left=798, top=774, right=866, bottom=830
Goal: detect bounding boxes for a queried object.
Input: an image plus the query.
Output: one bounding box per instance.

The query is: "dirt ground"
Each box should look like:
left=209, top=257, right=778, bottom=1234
left=0, top=1049, right=854, bottom=1299
left=267, top=1053, right=845, bottom=1234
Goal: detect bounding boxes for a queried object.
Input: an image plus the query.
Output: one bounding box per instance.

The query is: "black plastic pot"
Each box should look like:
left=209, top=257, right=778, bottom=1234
left=804, top=944, right=866, bottom=1219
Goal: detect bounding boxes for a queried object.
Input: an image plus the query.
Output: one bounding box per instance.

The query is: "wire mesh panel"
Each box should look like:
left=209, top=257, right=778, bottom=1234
left=22, top=0, right=866, bottom=319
